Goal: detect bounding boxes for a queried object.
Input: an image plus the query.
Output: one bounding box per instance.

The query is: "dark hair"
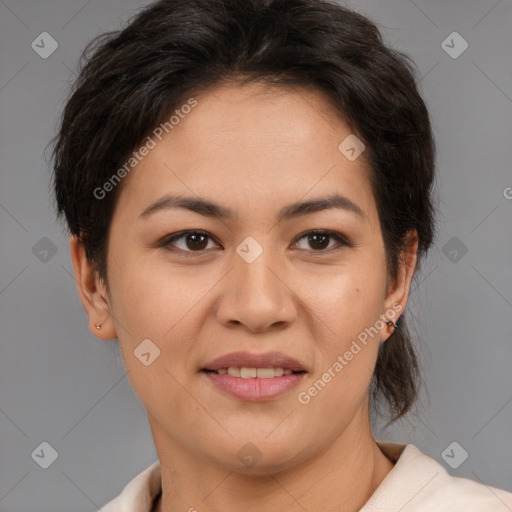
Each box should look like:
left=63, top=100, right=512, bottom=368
left=51, top=0, right=437, bottom=424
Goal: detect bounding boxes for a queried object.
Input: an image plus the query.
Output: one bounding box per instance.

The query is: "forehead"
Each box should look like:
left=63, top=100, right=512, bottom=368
left=112, top=81, right=379, bottom=230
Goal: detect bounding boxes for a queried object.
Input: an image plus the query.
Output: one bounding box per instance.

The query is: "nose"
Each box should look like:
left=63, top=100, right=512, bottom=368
left=214, top=246, right=297, bottom=333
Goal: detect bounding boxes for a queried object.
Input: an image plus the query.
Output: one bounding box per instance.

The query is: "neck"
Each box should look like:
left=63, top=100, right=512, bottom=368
left=151, top=408, right=394, bottom=512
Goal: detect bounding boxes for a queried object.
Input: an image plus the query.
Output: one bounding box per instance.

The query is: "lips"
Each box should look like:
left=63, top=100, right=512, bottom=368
left=202, top=351, right=307, bottom=373
left=201, top=351, right=308, bottom=401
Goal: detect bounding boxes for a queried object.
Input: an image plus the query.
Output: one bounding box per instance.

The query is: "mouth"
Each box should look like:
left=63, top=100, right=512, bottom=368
left=202, top=350, right=307, bottom=373
left=201, top=351, right=307, bottom=401
left=202, top=367, right=305, bottom=377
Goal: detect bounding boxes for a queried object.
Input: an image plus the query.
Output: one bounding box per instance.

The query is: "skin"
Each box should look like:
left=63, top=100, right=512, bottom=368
left=71, top=81, right=418, bottom=512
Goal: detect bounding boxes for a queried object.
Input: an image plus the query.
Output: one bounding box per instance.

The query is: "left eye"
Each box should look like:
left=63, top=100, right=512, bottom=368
left=294, top=230, right=348, bottom=251
left=161, top=230, right=349, bottom=254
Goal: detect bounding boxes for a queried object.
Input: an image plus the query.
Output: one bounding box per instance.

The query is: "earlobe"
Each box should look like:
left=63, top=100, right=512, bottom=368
left=69, top=235, right=116, bottom=340
left=380, top=230, right=419, bottom=342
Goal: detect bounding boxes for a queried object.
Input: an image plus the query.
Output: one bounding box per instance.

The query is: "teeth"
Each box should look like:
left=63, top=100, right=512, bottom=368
left=241, top=367, right=257, bottom=378
left=257, top=368, right=276, bottom=378
left=227, top=367, right=241, bottom=377
left=215, top=367, right=296, bottom=378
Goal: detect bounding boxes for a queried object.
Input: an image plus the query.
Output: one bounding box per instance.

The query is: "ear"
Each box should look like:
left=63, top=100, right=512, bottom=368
left=69, top=235, right=117, bottom=340
left=380, top=230, right=419, bottom=342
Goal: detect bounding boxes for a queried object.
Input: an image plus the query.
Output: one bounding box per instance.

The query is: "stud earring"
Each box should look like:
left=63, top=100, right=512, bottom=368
left=385, top=317, right=400, bottom=330
left=95, top=323, right=102, bottom=330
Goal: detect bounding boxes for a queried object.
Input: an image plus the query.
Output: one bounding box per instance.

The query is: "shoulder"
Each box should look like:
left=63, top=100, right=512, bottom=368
left=362, top=442, right=512, bottom=511
left=98, top=460, right=161, bottom=512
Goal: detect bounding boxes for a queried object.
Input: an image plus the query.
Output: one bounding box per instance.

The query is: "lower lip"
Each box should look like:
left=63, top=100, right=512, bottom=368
left=202, top=371, right=306, bottom=401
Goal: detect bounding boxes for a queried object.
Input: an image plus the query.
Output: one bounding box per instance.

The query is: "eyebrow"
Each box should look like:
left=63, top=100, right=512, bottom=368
left=138, top=193, right=366, bottom=222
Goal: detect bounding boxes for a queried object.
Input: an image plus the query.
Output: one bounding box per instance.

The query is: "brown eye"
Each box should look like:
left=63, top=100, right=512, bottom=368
left=162, top=231, right=218, bottom=253
left=307, top=233, right=330, bottom=250
left=294, top=230, right=350, bottom=252
left=183, top=233, right=209, bottom=250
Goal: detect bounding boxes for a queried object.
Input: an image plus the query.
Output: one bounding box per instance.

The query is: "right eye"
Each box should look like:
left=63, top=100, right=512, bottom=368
left=160, top=230, right=221, bottom=255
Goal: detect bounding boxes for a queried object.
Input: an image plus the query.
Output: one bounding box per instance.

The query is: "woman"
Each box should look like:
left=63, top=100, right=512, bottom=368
left=51, top=0, right=512, bottom=510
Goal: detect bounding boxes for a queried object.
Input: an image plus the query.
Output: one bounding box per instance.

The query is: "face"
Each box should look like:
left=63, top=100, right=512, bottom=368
left=73, top=81, right=416, bottom=474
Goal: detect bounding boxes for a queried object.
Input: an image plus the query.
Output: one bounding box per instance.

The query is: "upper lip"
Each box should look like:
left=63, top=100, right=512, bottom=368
left=202, top=351, right=307, bottom=372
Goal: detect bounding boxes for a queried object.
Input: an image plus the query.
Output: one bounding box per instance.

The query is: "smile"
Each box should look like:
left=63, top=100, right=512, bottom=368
left=204, top=367, right=301, bottom=378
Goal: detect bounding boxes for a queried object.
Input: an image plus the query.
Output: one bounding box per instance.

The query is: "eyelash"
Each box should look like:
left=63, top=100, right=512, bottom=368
left=159, top=229, right=353, bottom=256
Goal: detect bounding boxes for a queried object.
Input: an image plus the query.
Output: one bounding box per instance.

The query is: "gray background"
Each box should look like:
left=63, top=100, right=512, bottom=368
left=1, top=0, right=511, bottom=510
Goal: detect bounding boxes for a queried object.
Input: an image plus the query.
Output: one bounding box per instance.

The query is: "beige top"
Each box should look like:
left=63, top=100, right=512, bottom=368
left=98, top=442, right=512, bottom=511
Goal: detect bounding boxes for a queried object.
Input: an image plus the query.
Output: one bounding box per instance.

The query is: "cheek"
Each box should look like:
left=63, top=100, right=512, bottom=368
left=106, top=253, right=205, bottom=420
left=295, top=257, right=387, bottom=398
left=300, top=260, right=387, bottom=340
left=107, top=245, right=206, bottom=339
left=296, top=276, right=384, bottom=422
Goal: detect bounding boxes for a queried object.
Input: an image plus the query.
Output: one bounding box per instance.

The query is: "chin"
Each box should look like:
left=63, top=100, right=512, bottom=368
left=205, top=436, right=312, bottom=476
